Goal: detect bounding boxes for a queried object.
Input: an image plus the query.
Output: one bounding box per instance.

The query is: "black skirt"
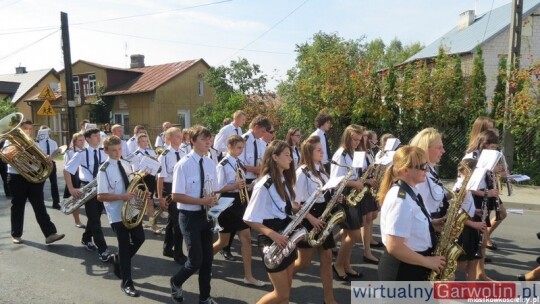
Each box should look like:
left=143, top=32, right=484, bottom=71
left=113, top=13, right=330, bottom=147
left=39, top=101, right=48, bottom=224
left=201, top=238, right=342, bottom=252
left=258, top=218, right=298, bottom=273
left=297, top=201, right=336, bottom=250
left=340, top=187, right=363, bottom=230
left=359, top=190, right=379, bottom=216
left=378, top=248, right=432, bottom=281
left=457, top=218, right=482, bottom=261
left=217, top=192, right=249, bottom=233
left=63, top=173, right=80, bottom=199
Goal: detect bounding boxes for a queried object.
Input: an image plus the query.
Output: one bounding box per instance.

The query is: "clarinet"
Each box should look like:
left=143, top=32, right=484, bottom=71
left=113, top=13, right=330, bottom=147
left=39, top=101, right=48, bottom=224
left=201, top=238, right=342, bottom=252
left=489, top=171, right=502, bottom=221
left=474, top=190, right=489, bottom=259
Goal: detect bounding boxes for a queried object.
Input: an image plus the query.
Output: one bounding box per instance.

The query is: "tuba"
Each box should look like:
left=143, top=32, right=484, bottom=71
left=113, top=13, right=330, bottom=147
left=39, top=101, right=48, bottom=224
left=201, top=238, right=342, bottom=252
left=0, top=112, right=52, bottom=183
left=429, top=165, right=472, bottom=281
left=60, top=178, right=98, bottom=214
left=307, top=166, right=351, bottom=247
left=121, top=171, right=149, bottom=229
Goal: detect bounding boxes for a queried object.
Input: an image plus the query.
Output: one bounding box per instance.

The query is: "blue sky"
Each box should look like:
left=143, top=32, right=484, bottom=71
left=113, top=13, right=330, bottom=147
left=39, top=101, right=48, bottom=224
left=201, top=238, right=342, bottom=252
left=0, top=0, right=510, bottom=89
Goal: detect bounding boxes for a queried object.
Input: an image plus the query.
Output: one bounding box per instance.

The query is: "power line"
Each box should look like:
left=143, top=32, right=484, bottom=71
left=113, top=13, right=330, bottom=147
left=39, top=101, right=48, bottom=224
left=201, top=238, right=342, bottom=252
left=0, top=30, right=59, bottom=62
left=0, top=27, right=58, bottom=36
left=1, top=0, right=233, bottom=32
left=73, top=26, right=294, bottom=56
left=481, top=0, right=496, bottom=42
left=219, top=0, right=310, bottom=64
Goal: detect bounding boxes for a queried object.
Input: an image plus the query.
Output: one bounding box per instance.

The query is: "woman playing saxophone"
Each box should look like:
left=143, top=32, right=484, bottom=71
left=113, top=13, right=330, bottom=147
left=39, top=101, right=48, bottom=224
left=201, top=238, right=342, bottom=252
left=243, top=140, right=297, bottom=304
left=292, top=135, right=338, bottom=304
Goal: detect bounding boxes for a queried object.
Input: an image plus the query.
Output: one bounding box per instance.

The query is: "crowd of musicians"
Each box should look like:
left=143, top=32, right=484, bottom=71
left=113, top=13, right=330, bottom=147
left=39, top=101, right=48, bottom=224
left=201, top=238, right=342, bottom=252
left=3, top=110, right=537, bottom=304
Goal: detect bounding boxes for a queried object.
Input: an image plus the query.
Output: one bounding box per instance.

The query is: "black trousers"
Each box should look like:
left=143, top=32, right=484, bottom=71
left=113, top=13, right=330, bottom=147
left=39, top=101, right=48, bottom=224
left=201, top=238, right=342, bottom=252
left=111, top=221, right=145, bottom=287
left=172, top=210, right=213, bottom=301
left=163, top=183, right=184, bottom=258
left=81, top=181, right=108, bottom=254
left=0, top=161, right=10, bottom=196
left=8, top=174, right=57, bottom=238
left=48, top=162, right=60, bottom=206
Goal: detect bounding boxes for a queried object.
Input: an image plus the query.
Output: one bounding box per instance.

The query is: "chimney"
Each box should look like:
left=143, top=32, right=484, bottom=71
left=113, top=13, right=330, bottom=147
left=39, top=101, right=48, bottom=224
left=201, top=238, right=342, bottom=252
left=130, top=54, right=145, bottom=68
left=458, top=10, right=475, bottom=30
left=15, top=66, right=27, bottom=74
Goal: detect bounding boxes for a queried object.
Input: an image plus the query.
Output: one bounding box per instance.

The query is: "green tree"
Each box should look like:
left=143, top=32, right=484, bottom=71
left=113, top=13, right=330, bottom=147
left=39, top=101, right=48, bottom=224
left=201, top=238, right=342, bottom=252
left=491, top=56, right=507, bottom=127
left=469, top=46, right=487, bottom=121
left=89, top=84, right=113, bottom=123
left=0, top=99, right=17, bottom=118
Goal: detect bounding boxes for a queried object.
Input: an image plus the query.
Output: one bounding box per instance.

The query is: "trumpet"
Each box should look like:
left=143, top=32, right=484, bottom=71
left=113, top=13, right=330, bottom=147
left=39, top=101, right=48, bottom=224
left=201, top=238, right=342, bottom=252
left=237, top=165, right=249, bottom=204
left=203, top=174, right=222, bottom=233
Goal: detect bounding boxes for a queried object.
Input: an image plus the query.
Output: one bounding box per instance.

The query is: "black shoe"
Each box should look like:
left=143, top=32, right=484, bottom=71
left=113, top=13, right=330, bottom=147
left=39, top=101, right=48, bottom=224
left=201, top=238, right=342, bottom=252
left=536, top=256, right=540, bottom=264
left=220, top=249, right=237, bottom=261
left=163, top=249, right=174, bottom=258
left=170, top=277, right=184, bottom=303
left=363, top=256, right=379, bottom=265
left=345, top=269, right=363, bottom=279
left=484, top=257, right=492, bottom=263
left=121, top=284, right=140, bottom=297
left=113, top=254, right=121, bottom=279
left=486, top=243, right=498, bottom=251
left=517, top=274, right=526, bottom=281
left=370, top=241, right=384, bottom=248
left=52, top=204, right=61, bottom=210
left=174, top=255, right=187, bottom=265
left=332, top=264, right=350, bottom=282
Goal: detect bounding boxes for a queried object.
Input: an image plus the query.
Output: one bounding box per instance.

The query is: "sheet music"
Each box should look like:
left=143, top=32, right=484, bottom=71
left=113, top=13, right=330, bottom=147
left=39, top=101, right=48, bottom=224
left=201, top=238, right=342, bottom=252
left=375, top=151, right=395, bottom=165
left=84, top=123, right=97, bottom=131
left=384, top=138, right=400, bottom=151
left=208, top=197, right=235, bottom=218
left=352, top=151, right=366, bottom=169
left=507, top=174, right=530, bottom=183
left=476, top=150, right=502, bottom=171
left=322, top=176, right=344, bottom=191
left=37, top=129, right=49, bottom=141
left=138, top=155, right=161, bottom=175
left=466, top=168, right=488, bottom=191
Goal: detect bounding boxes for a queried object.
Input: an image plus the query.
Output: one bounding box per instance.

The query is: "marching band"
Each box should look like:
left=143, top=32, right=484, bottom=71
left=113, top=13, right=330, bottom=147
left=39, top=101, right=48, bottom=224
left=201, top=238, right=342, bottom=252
left=0, top=110, right=531, bottom=303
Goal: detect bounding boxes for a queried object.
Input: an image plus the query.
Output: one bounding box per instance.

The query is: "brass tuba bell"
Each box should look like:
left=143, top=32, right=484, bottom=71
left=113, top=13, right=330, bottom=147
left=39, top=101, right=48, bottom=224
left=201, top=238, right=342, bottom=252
left=0, top=112, right=52, bottom=183
left=121, top=171, right=149, bottom=229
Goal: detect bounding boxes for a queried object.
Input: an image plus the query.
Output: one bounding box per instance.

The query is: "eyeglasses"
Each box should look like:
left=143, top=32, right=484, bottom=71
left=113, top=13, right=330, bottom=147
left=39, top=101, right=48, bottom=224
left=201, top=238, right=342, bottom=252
left=413, top=162, right=430, bottom=171
left=292, top=134, right=301, bottom=137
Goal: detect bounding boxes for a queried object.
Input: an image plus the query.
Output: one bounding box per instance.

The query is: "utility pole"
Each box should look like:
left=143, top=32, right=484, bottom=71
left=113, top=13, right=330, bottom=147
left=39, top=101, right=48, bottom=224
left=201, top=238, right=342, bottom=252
left=61, top=12, right=76, bottom=136
left=502, top=0, right=523, bottom=170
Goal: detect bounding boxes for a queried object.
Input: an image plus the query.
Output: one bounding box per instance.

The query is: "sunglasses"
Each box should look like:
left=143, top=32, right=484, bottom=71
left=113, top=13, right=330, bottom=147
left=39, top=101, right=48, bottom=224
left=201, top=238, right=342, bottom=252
left=413, top=162, right=430, bottom=171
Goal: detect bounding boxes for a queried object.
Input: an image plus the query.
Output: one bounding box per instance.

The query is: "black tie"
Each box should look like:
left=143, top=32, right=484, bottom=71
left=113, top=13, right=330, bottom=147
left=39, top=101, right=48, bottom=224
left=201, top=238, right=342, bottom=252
left=235, top=128, right=239, bottom=135
left=199, top=158, right=205, bottom=199
left=118, top=160, right=129, bottom=189
left=92, top=150, right=99, bottom=178
left=295, top=146, right=300, bottom=159
left=324, top=133, right=331, bottom=161
left=46, top=140, right=50, bottom=155
left=175, top=151, right=180, bottom=161
left=253, top=140, right=258, bottom=166
left=237, top=159, right=246, bottom=172
left=145, top=150, right=149, bottom=155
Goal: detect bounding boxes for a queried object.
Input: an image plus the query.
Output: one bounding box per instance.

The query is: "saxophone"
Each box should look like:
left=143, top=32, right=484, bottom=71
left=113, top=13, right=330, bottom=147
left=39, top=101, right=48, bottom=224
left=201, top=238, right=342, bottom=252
left=307, top=165, right=351, bottom=247
left=429, top=166, right=472, bottom=281
left=345, top=163, right=376, bottom=206
left=263, top=184, right=323, bottom=270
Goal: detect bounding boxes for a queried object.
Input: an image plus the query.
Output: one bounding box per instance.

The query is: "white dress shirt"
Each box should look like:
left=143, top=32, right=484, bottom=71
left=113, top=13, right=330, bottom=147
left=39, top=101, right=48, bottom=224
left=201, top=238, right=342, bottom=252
left=36, top=138, right=58, bottom=156
left=311, top=128, right=329, bottom=165
left=216, top=155, right=242, bottom=193
left=295, top=164, right=327, bottom=204
left=126, top=136, right=138, bottom=154
left=243, top=174, right=291, bottom=223
left=158, top=147, right=186, bottom=183
left=214, top=123, right=242, bottom=154
left=291, top=145, right=301, bottom=170
left=330, top=147, right=359, bottom=180
left=130, top=147, right=157, bottom=172
left=64, top=146, right=107, bottom=182
left=239, top=130, right=266, bottom=179
left=416, top=165, right=447, bottom=214
left=172, top=151, right=217, bottom=211
left=380, top=185, right=432, bottom=252
left=155, top=133, right=165, bottom=148
left=97, top=158, right=135, bottom=224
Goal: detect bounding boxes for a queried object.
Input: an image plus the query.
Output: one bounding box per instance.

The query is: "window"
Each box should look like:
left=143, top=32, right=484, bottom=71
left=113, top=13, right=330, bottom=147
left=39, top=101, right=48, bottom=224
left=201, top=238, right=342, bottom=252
left=73, top=76, right=80, bottom=96
left=177, top=110, right=190, bottom=129
left=87, top=74, right=96, bottom=95
left=113, top=112, right=129, bottom=138
left=198, top=79, right=204, bottom=96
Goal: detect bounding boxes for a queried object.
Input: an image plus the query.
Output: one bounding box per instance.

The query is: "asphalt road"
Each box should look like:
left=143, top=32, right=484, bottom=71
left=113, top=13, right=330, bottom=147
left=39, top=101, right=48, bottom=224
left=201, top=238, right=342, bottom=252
left=0, top=161, right=539, bottom=303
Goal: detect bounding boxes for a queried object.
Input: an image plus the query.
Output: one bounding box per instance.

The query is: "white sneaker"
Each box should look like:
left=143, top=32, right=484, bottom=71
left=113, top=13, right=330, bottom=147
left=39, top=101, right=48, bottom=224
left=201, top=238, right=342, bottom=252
left=12, top=237, right=23, bottom=244
left=199, top=297, right=218, bottom=304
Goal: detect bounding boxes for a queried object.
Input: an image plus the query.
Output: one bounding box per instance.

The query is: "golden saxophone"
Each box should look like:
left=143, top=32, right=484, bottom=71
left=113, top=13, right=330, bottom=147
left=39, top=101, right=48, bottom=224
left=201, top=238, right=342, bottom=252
left=429, top=165, right=472, bottom=281
left=307, top=166, right=351, bottom=247
left=0, top=112, right=52, bottom=183
left=345, top=163, right=377, bottom=207
left=121, top=171, right=149, bottom=229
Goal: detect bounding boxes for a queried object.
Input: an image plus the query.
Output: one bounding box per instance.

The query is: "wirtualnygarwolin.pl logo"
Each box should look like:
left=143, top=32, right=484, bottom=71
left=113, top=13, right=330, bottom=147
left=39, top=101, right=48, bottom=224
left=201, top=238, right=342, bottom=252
left=351, top=281, right=540, bottom=304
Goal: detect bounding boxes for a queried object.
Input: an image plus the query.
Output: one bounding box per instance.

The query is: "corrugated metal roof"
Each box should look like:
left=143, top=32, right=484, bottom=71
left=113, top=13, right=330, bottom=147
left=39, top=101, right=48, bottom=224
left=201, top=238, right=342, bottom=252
left=404, top=0, right=540, bottom=63
left=104, top=59, right=204, bottom=96
left=0, top=68, right=57, bottom=103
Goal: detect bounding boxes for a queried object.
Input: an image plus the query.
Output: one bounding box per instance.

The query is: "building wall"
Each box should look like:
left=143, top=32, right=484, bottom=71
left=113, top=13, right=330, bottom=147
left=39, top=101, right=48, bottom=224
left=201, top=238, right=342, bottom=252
left=480, top=8, right=540, bottom=101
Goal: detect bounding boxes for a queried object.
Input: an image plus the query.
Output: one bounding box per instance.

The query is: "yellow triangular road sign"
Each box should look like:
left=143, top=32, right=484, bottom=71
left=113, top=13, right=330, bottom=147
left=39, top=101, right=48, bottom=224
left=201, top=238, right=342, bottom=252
left=37, top=100, right=56, bottom=116
left=38, top=84, right=56, bottom=100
